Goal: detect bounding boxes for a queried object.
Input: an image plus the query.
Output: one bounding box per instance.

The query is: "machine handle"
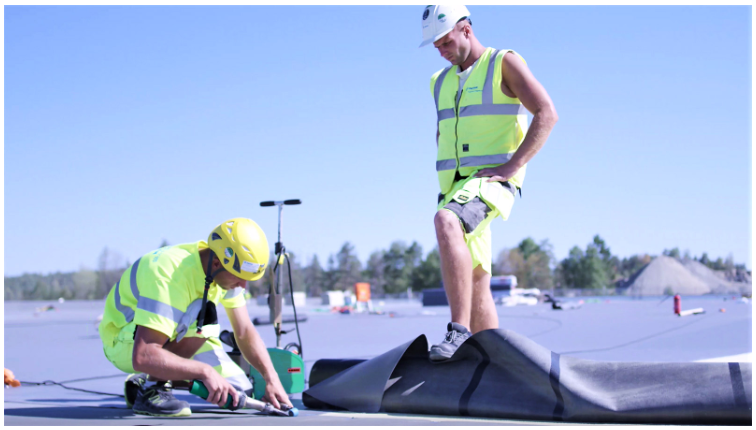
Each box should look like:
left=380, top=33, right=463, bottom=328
left=189, top=380, right=298, bottom=416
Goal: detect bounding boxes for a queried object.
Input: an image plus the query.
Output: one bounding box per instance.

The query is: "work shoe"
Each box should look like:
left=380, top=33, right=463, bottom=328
left=429, top=322, right=472, bottom=362
left=124, top=373, right=147, bottom=408
left=132, top=381, right=191, bottom=417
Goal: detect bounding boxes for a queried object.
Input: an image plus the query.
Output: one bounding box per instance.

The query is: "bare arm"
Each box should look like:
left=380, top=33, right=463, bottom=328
left=132, top=325, right=240, bottom=407
left=132, top=325, right=213, bottom=382
left=475, top=52, right=558, bottom=182
left=227, top=305, right=292, bottom=408
left=503, top=52, right=558, bottom=168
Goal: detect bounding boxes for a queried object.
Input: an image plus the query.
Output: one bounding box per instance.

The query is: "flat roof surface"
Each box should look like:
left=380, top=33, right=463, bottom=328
left=4, top=295, right=752, bottom=425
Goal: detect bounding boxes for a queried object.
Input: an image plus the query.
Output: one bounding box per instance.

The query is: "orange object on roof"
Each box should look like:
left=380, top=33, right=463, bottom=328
left=355, top=283, right=371, bottom=302
left=4, top=368, right=21, bottom=387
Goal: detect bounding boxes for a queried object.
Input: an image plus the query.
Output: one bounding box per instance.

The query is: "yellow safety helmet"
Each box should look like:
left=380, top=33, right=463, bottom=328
left=207, top=218, right=269, bottom=281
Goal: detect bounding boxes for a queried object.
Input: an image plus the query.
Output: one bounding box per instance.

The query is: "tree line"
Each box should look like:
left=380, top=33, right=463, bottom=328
left=5, top=237, right=749, bottom=300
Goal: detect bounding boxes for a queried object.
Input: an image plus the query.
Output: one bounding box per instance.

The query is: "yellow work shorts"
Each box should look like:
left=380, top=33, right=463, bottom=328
left=102, top=322, right=252, bottom=392
left=437, top=176, right=516, bottom=274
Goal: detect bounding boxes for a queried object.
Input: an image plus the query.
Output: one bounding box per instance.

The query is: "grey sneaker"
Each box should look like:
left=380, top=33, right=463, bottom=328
left=124, top=373, right=147, bottom=408
left=429, top=322, right=471, bottom=362
left=132, top=381, right=191, bottom=417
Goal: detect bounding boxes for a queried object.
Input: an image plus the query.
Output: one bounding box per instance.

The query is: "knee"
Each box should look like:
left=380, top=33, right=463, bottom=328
left=434, top=210, right=461, bottom=236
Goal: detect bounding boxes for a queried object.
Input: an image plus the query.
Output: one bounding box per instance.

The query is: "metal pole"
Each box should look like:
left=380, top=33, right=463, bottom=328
left=272, top=204, right=284, bottom=348
left=260, top=199, right=301, bottom=350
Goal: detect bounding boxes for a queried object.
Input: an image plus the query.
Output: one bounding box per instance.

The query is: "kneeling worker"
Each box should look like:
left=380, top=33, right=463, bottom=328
left=98, top=218, right=292, bottom=417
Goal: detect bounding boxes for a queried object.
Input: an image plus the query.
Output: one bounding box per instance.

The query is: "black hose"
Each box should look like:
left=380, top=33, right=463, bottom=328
left=284, top=251, right=304, bottom=360
left=19, top=379, right=125, bottom=398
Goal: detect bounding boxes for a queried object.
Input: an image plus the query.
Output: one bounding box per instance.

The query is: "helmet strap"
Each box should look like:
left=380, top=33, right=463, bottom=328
left=197, top=249, right=225, bottom=333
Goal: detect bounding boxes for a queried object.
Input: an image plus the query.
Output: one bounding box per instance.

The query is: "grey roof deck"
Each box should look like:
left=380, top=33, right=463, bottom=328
left=4, top=295, right=751, bottom=425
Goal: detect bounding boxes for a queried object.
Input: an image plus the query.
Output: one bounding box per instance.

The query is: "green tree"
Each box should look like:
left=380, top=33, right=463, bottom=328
left=495, top=238, right=554, bottom=290
left=556, top=236, right=614, bottom=289
left=616, top=254, right=652, bottom=279
left=724, top=254, right=735, bottom=271
left=281, top=251, right=306, bottom=293
left=699, top=253, right=710, bottom=266
left=73, top=269, right=98, bottom=300
left=382, top=241, right=423, bottom=294
left=517, top=238, right=541, bottom=260
left=712, top=257, right=725, bottom=271
left=326, top=242, right=362, bottom=291
left=663, top=247, right=681, bottom=259
left=250, top=250, right=306, bottom=297
left=29, top=280, right=50, bottom=300
left=96, top=247, right=126, bottom=299
left=303, top=254, right=325, bottom=297
left=580, top=244, right=610, bottom=289
left=411, top=247, right=442, bottom=291
left=555, top=246, right=582, bottom=288
left=363, top=250, right=387, bottom=294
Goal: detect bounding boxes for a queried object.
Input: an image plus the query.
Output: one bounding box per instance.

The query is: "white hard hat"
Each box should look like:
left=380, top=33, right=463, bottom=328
left=419, top=5, right=471, bottom=48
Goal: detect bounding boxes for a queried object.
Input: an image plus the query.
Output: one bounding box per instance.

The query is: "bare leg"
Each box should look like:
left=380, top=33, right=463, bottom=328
left=470, top=265, right=498, bottom=333
left=435, top=210, right=473, bottom=329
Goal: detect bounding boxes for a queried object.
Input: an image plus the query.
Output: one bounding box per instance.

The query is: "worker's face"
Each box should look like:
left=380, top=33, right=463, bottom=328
left=433, top=21, right=470, bottom=66
left=212, top=258, right=248, bottom=290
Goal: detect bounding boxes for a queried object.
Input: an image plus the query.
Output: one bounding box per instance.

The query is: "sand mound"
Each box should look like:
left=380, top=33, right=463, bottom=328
left=679, top=258, right=751, bottom=295
left=624, top=256, right=710, bottom=296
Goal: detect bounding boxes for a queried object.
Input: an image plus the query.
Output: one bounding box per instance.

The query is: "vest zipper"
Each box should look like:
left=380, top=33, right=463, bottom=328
left=454, top=88, right=462, bottom=175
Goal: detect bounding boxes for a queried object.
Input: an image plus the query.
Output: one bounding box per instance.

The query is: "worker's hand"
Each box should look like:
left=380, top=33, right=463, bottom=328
left=474, top=162, right=520, bottom=183
left=263, top=376, right=292, bottom=410
left=201, top=369, right=239, bottom=408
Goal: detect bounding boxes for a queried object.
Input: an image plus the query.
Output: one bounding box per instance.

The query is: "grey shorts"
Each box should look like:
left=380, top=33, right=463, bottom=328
left=439, top=181, right=517, bottom=234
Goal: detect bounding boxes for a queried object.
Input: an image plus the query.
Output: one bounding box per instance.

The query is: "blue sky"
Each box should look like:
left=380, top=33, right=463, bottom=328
left=4, top=5, right=752, bottom=276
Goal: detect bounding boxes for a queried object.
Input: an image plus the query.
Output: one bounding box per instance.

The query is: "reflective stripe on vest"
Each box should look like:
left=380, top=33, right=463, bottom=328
left=113, top=257, right=142, bottom=323
left=129, top=257, right=142, bottom=302
left=436, top=153, right=514, bottom=171
left=193, top=349, right=236, bottom=368
left=112, top=256, right=191, bottom=326
left=459, top=104, right=527, bottom=117
left=137, top=296, right=184, bottom=324
left=224, top=287, right=244, bottom=299
left=431, top=48, right=528, bottom=193
left=434, top=49, right=524, bottom=120
left=113, top=280, right=135, bottom=322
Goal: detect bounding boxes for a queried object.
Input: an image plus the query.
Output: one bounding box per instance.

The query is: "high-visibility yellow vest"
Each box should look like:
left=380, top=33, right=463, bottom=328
left=431, top=47, right=528, bottom=195
left=99, top=241, right=246, bottom=347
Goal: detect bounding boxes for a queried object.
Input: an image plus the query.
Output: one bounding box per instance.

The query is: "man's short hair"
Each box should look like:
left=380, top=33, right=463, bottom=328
left=457, top=16, right=472, bottom=26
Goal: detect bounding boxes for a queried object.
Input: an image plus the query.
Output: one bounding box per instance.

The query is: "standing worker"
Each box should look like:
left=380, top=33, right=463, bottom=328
left=419, top=5, right=558, bottom=361
left=98, top=218, right=292, bottom=416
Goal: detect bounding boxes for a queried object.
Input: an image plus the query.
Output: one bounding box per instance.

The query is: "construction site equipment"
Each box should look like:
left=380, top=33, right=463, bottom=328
left=219, top=330, right=305, bottom=400
left=188, top=380, right=298, bottom=416
left=259, top=199, right=303, bottom=350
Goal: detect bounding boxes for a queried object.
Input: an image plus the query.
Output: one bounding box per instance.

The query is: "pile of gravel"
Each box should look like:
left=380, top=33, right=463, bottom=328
left=679, top=258, right=752, bottom=296
left=623, top=256, right=710, bottom=296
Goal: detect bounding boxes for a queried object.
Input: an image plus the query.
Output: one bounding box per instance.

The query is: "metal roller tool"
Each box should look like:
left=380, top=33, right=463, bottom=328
left=189, top=380, right=299, bottom=417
